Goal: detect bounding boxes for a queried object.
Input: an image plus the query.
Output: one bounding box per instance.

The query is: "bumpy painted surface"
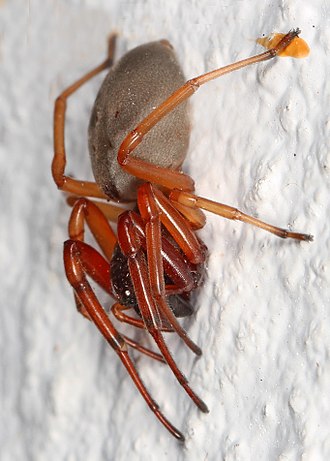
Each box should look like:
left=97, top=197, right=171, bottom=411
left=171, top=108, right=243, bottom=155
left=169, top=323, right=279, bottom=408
left=1, top=1, right=329, bottom=460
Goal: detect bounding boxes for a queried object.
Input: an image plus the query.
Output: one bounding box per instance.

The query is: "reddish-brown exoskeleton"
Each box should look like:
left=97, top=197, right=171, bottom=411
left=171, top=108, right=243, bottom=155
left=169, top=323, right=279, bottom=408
left=52, top=30, right=312, bottom=441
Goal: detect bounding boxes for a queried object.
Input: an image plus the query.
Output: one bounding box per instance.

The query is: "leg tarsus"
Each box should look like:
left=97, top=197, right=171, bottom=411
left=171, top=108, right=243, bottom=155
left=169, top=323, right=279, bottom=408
left=151, top=329, right=209, bottom=413
left=106, top=33, right=117, bottom=63
left=170, top=190, right=313, bottom=241
left=119, top=350, right=185, bottom=441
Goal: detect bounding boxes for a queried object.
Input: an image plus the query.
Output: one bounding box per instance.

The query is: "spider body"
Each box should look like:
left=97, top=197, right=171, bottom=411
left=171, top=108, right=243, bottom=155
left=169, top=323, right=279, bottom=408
left=88, top=40, right=190, bottom=201
left=52, top=30, right=312, bottom=441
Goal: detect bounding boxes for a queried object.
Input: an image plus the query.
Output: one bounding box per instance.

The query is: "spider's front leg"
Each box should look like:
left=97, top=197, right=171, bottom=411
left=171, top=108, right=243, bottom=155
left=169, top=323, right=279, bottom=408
left=65, top=198, right=184, bottom=438
left=66, top=197, right=166, bottom=361
left=117, top=208, right=209, bottom=413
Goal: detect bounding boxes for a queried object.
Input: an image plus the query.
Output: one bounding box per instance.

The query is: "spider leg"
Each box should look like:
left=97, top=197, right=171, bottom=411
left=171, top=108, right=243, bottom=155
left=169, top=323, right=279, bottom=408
left=111, top=210, right=198, bottom=335
left=121, top=331, right=166, bottom=363
left=66, top=199, right=184, bottom=434
left=66, top=196, right=117, bottom=317
left=112, top=303, right=174, bottom=333
left=69, top=199, right=193, bottom=360
left=140, top=184, right=207, bottom=265
left=117, top=30, right=301, bottom=191
left=126, top=211, right=199, bottom=294
left=52, top=34, right=117, bottom=198
left=171, top=201, right=206, bottom=230
left=170, top=190, right=313, bottom=241
left=68, top=197, right=118, bottom=260
left=109, top=306, right=166, bottom=362
left=112, top=303, right=146, bottom=329
left=67, top=196, right=126, bottom=223
left=63, top=240, right=184, bottom=440
left=122, top=207, right=202, bottom=355
left=117, top=211, right=209, bottom=413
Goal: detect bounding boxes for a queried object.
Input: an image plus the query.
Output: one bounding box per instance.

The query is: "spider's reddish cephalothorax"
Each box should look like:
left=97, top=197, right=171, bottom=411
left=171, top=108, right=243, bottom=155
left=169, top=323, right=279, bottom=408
left=52, top=30, right=312, bottom=441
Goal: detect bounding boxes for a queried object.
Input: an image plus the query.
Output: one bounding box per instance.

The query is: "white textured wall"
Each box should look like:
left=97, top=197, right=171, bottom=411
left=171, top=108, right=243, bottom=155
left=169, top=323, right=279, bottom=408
left=1, top=1, right=329, bottom=460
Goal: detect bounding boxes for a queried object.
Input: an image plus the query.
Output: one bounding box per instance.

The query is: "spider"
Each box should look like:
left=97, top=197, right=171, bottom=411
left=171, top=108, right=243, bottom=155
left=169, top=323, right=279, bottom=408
left=52, top=30, right=312, bottom=441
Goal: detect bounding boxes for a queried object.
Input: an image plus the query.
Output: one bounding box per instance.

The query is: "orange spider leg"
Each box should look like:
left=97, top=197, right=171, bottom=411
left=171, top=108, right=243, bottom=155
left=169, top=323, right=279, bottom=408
left=111, top=210, right=199, bottom=333
left=68, top=197, right=117, bottom=260
left=111, top=304, right=166, bottom=362
left=122, top=333, right=166, bottom=363
left=117, top=30, right=301, bottom=191
left=68, top=200, right=166, bottom=360
left=67, top=196, right=126, bottom=222
left=112, top=303, right=174, bottom=332
left=172, top=201, right=206, bottom=230
left=121, top=206, right=202, bottom=355
left=52, top=35, right=117, bottom=199
left=126, top=211, right=199, bottom=293
left=64, top=240, right=184, bottom=440
left=150, top=185, right=207, bottom=265
left=112, top=303, right=146, bottom=329
left=112, top=288, right=195, bottom=329
left=170, top=190, right=313, bottom=241
left=117, top=211, right=209, bottom=413
left=67, top=196, right=117, bottom=318
left=67, top=200, right=176, bottom=363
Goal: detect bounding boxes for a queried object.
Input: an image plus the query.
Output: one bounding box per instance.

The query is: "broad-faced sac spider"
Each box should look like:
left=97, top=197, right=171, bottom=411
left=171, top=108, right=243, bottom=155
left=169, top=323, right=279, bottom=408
left=52, top=29, right=312, bottom=441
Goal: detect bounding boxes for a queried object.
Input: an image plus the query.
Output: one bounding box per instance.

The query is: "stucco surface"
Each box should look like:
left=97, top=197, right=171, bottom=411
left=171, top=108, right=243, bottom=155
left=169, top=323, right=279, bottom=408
left=1, top=1, right=329, bottom=460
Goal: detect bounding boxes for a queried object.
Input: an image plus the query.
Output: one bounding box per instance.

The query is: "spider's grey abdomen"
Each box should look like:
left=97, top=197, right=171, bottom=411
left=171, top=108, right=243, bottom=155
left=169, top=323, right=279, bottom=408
left=88, top=40, right=190, bottom=201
